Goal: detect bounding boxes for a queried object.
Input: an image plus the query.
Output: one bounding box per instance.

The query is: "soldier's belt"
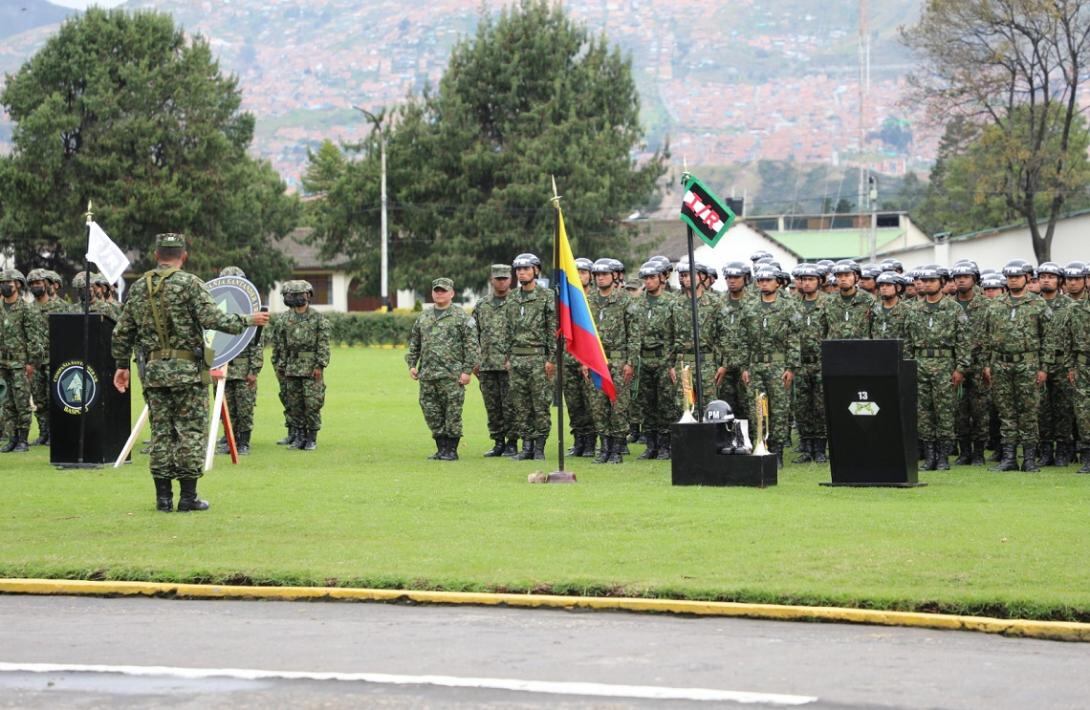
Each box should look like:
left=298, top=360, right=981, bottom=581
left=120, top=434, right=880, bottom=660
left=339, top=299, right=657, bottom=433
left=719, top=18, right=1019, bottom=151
left=917, top=348, right=953, bottom=359
left=1076, top=353, right=1090, bottom=366
left=801, top=354, right=820, bottom=365
left=148, top=349, right=197, bottom=362
left=291, top=350, right=316, bottom=357
left=752, top=353, right=786, bottom=364
left=511, top=346, right=545, bottom=356
left=641, top=346, right=664, bottom=355
left=607, top=350, right=625, bottom=360
left=995, top=352, right=1038, bottom=364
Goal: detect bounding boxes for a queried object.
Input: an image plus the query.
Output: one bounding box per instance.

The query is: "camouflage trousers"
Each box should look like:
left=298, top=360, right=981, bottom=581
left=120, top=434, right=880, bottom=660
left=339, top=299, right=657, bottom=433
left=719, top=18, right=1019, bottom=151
left=30, top=365, right=50, bottom=433
left=419, top=377, right=466, bottom=438
left=276, top=373, right=290, bottom=429
left=590, top=361, right=630, bottom=437
left=508, top=354, right=552, bottom=439
left=477, top=369, right=511, bottom=440
left=1037, top=369, right=1074, bottom=443
left=716, top=368, right=748, bottom=422
left=637, top=358, right=678, bottom=435
left=224, top=379, right=257, bottom=434
left=675, top=354, right=718, bottom=415
left=954, top=371, right=990, bottom=442
left=1071, top=367, right=1090, bottom=445
left=283, top=375, right=326, bottom=431
left=793, top=364, right=825, bottom=439
left=145, top=384, right=208, bottom=480
left=747, top=364, right=792, bottom=447
left=990, top=361, right=1041, bottom=445
left=562, top=357, right=594, bottom=437
left=916, top=358, right=958, bottom=441
left=0, top=366, right=32, bottom=433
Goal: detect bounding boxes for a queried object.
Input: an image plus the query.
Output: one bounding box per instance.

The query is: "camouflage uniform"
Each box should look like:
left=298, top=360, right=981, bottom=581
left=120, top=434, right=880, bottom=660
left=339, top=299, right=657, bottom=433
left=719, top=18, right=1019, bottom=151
left=868, top=299, right=911, bottom=341
left=953, top=289, right=992, bottom=465
left=794, top=293, right=829, bottom=459
left=407, top=278, right=480, bottom=460
left=0, top=270, right=47, bottom=452
left=719, top=290, right=753, bottom=420
left=824, top=289, right=875, bottom=340
left=671, top=289, right=723, bottom=414
left=271, top=286, right=331, bottom=448
left=502, top=281, right=556, bottom=459
left=1061, top=298, right=1090, bottom=471
left=27, top=270, right=69, bottom=445
left=1037, top=292, right=1076, bottom=464
left=474, top=269, right=515, bottom=455
left=588, top=284, right=640, bottom=463
left=635, top=288, right=678, bottom=457
left=903, top=293, right=971, bottom=469
left=111, top=235, right=260, bottom=513
left=267, top=310, right=295, bottom=444
left=222, top=329, right=263, bottom=452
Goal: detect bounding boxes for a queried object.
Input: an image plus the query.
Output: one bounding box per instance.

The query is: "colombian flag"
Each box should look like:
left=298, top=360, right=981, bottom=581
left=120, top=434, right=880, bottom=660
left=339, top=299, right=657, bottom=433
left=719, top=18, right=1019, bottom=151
left=553, top=205, right=616, bottom=402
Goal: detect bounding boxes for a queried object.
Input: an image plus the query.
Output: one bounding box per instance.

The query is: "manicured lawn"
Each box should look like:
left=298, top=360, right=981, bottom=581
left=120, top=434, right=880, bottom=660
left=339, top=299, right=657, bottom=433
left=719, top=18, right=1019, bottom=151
left=2, top=347, right=1089, bottom=621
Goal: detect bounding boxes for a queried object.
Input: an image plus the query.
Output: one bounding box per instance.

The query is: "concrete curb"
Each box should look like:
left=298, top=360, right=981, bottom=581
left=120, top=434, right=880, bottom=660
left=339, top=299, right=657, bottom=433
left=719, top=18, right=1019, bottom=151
left=1, top=578, right=1087, bottom=642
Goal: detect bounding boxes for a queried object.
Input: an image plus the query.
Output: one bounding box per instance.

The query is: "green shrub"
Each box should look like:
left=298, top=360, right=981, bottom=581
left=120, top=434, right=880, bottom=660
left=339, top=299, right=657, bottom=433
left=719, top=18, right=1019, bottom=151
left=325, top=312, right=418, bottom=346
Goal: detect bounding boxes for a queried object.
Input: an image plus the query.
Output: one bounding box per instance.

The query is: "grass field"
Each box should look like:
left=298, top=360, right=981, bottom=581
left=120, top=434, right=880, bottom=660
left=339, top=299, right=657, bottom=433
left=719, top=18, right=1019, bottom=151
left=3, top=347, right=1089, bottom=621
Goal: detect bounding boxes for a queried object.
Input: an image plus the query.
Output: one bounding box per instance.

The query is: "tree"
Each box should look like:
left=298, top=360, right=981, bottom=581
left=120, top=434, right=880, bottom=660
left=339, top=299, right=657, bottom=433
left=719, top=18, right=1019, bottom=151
left=0, top=8, right=298, bottom=289
left=308, top=0, right=667, bottom=293
left=903, top=0, right=1090, bottom=261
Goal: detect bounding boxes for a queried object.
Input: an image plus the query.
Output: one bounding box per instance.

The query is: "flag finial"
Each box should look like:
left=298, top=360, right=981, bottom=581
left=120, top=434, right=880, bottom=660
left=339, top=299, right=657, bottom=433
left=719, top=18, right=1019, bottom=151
left=85, top=200, right=93, bottom=225
left=550, top=175, right=561, bottom=208
left=681, top=157, right=691, bottom=186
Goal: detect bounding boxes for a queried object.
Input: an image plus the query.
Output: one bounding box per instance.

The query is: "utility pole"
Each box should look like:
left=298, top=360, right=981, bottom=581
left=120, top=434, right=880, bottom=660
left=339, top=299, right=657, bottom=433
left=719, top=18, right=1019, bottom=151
left=354, top=105, right=390, bottom=311
left=857, top=0, right=870, bottom=217
left=868, top=175, right=878, bottom=262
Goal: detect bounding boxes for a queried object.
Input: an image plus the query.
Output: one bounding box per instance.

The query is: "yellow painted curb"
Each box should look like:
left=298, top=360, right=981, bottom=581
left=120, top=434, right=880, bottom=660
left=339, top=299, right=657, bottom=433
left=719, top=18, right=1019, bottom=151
left=1, top=578, right=1087, bottom=642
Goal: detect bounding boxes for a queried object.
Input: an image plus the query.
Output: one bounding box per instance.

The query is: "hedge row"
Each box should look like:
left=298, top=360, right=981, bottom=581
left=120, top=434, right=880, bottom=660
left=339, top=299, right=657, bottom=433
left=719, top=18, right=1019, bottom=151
left=324, top=311, right=418, bottom=346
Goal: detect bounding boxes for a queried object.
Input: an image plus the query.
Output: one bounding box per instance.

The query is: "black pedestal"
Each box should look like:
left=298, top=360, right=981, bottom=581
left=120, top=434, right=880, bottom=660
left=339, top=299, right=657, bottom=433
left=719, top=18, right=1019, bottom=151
left=49, top=313, right=130, bottom=468
left=671, top=422, right=778, bottom=487
left=821, top=339, right=922, bottom=487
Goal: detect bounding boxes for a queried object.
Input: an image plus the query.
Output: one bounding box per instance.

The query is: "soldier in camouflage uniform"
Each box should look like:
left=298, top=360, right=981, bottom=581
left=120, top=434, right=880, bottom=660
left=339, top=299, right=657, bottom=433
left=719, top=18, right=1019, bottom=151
left=791, top=263, right=829, bottom=463
left=26, top=268, right=67, bottom=445
left=718, top=261, right=753, bottom=422
left=735, top=266, right=802, bottom=467
left=0, top=269, right=47, bottom=453
left=825, top=260, right=875, bottom=339
left=502, top=253, right=556, bottom=461
left=214, top=266, right=263, bottom=456
left=634, top=260, right=678, bottom=459
left=869, top=272, right=911, bottom=341
left=1061, top=291, right=1090, bottom=472
left=563, top=258, right=597, bottom=457
left=587, top=259, right=639, bottom=464
left=474, top=264, right=516, bottom=457
left=950, top=263, right=991, bottom=466
left=671, top=261, right=723, bottom=416
left=271, top=280, right=331, bottom=452
left=1034, top=262, right=1076, bottom=466
left=71, top=271, right=120, bottom=320
left=407, top=277, right=480, bottom=461
left=112, top=233, right=270, bottom=512
left=902, top=268, right=971, bottom=471
left=1063, top=262, right=1088, bottom=301
left=268, top=284, right=295, bottom=446
left=982, top=259, right=1052, bottom=472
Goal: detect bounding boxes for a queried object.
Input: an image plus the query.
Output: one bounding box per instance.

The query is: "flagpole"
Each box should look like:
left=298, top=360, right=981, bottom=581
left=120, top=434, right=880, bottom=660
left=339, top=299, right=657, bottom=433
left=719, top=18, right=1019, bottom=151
left=78, top=201, right=93, bottom=465
left=681, top=168, right=705, bottom=420
left=550, top=176, right=567, bottom=473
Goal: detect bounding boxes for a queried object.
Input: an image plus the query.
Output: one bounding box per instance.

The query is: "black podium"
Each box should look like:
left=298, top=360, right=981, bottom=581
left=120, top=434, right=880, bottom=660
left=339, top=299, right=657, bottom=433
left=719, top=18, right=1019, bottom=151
left=821, top=339, right=920, bottom=486
left=671, top=422, right=778, bottom=487
left=49, top=313, right=130, bottom=468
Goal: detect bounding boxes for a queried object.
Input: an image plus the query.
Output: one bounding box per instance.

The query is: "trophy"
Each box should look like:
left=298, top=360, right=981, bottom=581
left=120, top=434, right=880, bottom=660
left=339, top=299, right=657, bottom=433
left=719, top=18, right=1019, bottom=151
left=752, top=391, right=770, bottom=456
left=679, top=365, right=697, bottom=423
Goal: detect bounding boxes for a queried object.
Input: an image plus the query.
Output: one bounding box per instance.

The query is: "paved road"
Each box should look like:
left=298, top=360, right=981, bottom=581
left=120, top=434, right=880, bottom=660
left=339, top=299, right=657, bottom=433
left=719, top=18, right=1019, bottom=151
left=0, top=595, right=1084, bottom=708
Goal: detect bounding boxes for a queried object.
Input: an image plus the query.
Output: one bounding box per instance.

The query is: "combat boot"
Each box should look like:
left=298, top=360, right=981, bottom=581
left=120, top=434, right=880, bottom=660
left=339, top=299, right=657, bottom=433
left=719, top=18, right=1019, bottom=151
left=0, top=435, right=16, bottom=453
left=483, top=438, right=506, bottom=457
left=566, top=434, right=587, bottom=457
left=503, top=436, right=519, bottom=457
left=10, top=430, right=28, bottom=453
left=954, top=437, right=973, bottom=466
left=302, top=431, right=317, bottom=451
left=1020, top=445, right=1041, bottom=472
left=236, top=431, right=251, bottom=456
left=990, top=444, right=1019, bottom=472
left=515, top=438, right=535, bottom=461
left=1054, top=441, right=1073, bottom=467
left=921, top=441, right=936, bottom=471
left=934, top=441, right=951, bottom=471
left=294, top=429, right=308, bottom=450
left=582, top=435, right=599, bottom=458
left=793, top=439, right=813, bottom=464
left=176, top=478, right=209, bottom=512
left=428, top=436, right=444, bottom=460
left=619, top=438, right=630, bottom=455
left=276, top=428, right=297, bottom=446
left=1077, top=446, right=1090, bottom=473
left=154, top=477, right=173, bottom=513
left=628, top=425, right=641, bottom=444
left=1037, top=441, right=1054, bottom=467
left=656, top=432, right=672, bottom=460
left=533, top=437, right=546, bottom=461
left=594, top=435, right=611, bottom=464
left=606, top=437, right=623, bottom=464
left=637, top=432, right=658, bottom=460
left=439, top=437, right=459, bottom=461
left=970, top=440, right=986, bottom=466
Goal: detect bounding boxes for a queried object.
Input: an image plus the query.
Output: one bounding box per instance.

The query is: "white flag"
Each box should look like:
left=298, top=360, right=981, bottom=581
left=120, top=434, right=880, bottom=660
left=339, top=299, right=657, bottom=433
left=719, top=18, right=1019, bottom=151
left=86, top=221, right=130, bottom=285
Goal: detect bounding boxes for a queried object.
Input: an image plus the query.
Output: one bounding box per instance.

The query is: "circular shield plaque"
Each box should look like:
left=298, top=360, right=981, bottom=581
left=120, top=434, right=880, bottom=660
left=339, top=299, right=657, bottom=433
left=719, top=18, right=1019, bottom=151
left=53, top=361, right=100, bottom=415
left=204, top=276, right=263, bottom=369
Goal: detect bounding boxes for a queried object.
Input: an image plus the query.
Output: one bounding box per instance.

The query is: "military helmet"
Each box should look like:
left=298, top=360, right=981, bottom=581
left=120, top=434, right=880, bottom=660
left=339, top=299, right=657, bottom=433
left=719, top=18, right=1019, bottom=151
left=283, top=280, right=312, bottom=294
left=591, top=258, right=613, bottom=275
left=832, top=259, right=860, bottom=276
left=0, top=268, right=26, bottom=287
left=722, top=261, right=749, bottom=278
left=704, top=400, right=734, bottom=423
left=753, top=266, right=779, bottom=281
left=792, top=263, right=821, bottom=279
left=706, top=266, right=718, bottom=279
left=1063, top=261, right=1089, bottom=278
left=935, top=265, right=951, bottom=281
left=574, top=257, right=593, bottom=272
left=638, top=261, right=664, bottom=278
left=916, top=266, right=941, bottom=280
left=876, top=271, right=901, bottom=287
left=90, top=272, right=110, bottom=287
left=280, top=280, right=295, bottom=294
left=816, top=259, right=835, bottom=270
left=46, top=270, right=63, bottom=286
left=675, top=259, right=691, bottom=274
left=1036, top=261, right=1064, bottom=277
left=693, top=262, right=711, bottom=276
left=1002, top=258, right=1034, bottom=277
left=982, top=276, right=1004, bottom=289
left=26, top=268, right=50, bottom=284
left=749, top=249, right=773, bottom=263
left=512, top=252, right=541, bottom=269
left=860, top=263, right=882, bottom=279
left=220, top=266, right=246, bottom=278
left=607, top=258, right=625, bottom=273
left=648, top=255, right=672, bottom=271
left=71, top=271, right=88, bottom=289
left=949, top=262, right=978, bottom=279
left=880, top=258, right=904, bottom=273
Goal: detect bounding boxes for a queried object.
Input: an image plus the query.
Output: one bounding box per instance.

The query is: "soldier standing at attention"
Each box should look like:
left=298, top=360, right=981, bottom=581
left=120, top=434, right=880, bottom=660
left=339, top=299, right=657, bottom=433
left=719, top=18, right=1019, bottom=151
left=825, top=261, right=875, bottom=339
left=791, top=263, right=829, bottom=463
left=1063, top=262, right=1088, bottom=301
left=269, top=283, right=296, bottom=447
left=111, top=233, right=270, bottom=512
left=563, top=258, right=596, bottom=457
left=587, top=258, right=638, bottom=464
left=26, top=268, right=67, bottom=446
left=736, top=266, right=802, bottom=467
left=503, top=253, right=556, bottom=461
left=272, top=280, right=331, bottom=452
left=902, top=267, right=970, bottom=471
left=0, top=269, right=46, bottom=453
left=634, top=260, right=678, bottom=459
left=1034, top=262, right=1076, bottom=466
left=983, top=259, right=1052, bottom=472
left=869, top=271, right=911, bottom=341
left=671, top=261, right=723, bottom=414
left=407, top=277, right=480, bottom=461
left=215, top=266, right=264, bottom=456
left=474, top=265, right=514, bottom=457
left=1062, top=290, right=1090, bottom=472
left=718, top=261, right=753, bottom=422
left=950, top=263, right=991, bottom=466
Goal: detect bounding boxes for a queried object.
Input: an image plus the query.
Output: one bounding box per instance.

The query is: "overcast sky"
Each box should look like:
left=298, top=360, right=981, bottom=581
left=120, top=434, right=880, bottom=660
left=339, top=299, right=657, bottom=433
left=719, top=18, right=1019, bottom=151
left=49, top=0, right=128, bottom=8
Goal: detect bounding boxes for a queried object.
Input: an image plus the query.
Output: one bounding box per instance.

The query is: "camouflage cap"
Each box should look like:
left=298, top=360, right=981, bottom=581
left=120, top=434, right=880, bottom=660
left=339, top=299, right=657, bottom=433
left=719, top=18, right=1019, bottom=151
left=26, top=268, right=50, bottom=283
left=432, top=277, right=454, bottom=291
left=490, top=264, right=511, bottom=278
left=0, top=268, right=26, bottom=286
left=156, top=233, right=186, bottom=249
left=624, top=278, right=641, bottom=290
left=282, top=280, right=312, bottom=294
left=220, top=266, right=246, bottom=278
